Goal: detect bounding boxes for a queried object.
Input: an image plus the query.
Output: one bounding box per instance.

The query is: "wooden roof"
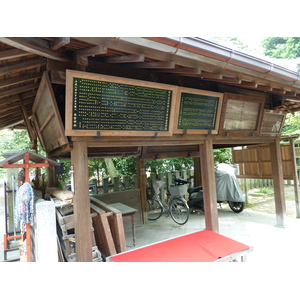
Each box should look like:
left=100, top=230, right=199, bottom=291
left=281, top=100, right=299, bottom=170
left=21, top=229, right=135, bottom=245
left=1, top=37, right=300, bottom=132
left=0, top=149, right=60, bottom=167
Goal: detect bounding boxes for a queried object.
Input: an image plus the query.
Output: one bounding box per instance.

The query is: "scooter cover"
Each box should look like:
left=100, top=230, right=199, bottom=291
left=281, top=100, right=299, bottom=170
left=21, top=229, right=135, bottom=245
left=215, top=163, right=245, bottom=202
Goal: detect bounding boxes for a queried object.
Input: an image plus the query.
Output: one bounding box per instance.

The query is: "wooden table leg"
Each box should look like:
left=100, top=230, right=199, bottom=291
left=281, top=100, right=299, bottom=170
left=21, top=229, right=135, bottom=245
left=131, top=214, right=136, bottom=247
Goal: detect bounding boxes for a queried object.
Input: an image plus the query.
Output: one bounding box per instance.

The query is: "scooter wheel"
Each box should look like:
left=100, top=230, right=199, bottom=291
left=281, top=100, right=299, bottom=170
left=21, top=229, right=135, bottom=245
left=228, top=201, right=244, bottom=213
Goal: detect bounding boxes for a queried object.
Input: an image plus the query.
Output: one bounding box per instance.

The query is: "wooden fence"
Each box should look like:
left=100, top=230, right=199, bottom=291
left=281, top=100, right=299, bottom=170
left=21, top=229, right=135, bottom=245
left=89, top=169, right=279, bottom=204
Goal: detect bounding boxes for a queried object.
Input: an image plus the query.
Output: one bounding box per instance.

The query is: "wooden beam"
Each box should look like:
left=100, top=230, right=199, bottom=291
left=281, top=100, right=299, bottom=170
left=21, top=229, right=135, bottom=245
left=0, top=48, right=29, bottom=60
left=104, top=54, right=145, bottom=63
left=51, top=37, right=70, bottom=50
left=19, top=95, right=36, bottom=143
left=200, top=139, right=219, bottom=232
left=0, top=58, right=46, bottom=76
left=71, top=141, right=93, bottom=261
left=80, top=44, right=107, bottom=57
left=0, top=72, right=43, bottom=89
left=0, top=37, right=70, bottom=62
left=270, top=139, right=287, bottom=227
left=0, top=83, right=39, bottom=99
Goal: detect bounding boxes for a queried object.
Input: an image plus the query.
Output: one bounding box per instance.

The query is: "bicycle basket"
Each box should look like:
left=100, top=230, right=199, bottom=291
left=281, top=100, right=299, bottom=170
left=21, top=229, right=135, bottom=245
left=168, top=184, right=188, bottom=197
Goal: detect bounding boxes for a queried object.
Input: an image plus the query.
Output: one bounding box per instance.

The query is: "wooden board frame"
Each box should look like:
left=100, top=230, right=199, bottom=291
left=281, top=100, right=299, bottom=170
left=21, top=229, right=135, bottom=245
left=173, top=87, right=223, bottom=135
left=31, top=71, right=68, bottom=152
left=260, top=109, right=286, bottom=136
left=218, top=92, right=265, bottom=137
left=65, top=70, right=178, bottom=137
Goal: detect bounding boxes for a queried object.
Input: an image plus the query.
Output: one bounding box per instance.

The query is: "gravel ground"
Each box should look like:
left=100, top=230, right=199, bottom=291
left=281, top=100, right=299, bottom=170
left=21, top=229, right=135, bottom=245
left=245, top=184, right=299, bottom=218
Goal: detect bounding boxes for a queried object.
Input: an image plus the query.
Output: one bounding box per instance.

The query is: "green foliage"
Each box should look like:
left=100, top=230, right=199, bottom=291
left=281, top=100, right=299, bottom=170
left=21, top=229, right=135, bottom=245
left=257, top=187, right=272, bottom=194
left=144, top=157, right=194, bottom=174
left=262, top=37, right=300, bottom=59
left=281, top=112, right=300, bottom=136
left=213, top=148, right=232, bottom=164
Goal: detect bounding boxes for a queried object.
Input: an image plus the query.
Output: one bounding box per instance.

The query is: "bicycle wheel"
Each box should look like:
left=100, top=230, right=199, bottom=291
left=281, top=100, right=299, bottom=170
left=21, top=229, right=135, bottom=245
left=169, top=197, right=189, bottom=225
left=147, top=198, right=163, bottom=220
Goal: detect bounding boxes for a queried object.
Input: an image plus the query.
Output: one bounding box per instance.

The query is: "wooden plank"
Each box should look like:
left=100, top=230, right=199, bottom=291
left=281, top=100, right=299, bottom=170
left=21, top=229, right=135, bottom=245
left=90, top=203, right=116, bottom=256
left=71, top=141, right=93, bottom=262
left=90, top=197, right=126, bottom=253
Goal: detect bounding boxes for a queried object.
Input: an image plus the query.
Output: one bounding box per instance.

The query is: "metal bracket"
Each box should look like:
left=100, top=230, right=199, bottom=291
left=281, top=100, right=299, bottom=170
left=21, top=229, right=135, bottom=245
left=93, top=131, right=101, bottom=140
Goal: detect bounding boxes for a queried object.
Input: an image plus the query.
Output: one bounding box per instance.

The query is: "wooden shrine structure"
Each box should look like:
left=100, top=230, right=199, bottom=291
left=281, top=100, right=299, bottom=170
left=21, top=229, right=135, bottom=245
left=2, top=37, right=300, bottom=261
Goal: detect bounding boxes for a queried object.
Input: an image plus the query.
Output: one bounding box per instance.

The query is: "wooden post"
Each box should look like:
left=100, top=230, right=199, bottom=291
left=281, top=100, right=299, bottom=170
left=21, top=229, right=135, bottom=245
left=193, top=157, right=202, bottom=187
left=270, top=140, right=287, bottom=227
left=71, top=141, right=93, bottom=261
left=200, top=139, right=219, bottom=232
left=289, top=138, right=300, bottom=218
left=137, top=156, right=147, bottom=223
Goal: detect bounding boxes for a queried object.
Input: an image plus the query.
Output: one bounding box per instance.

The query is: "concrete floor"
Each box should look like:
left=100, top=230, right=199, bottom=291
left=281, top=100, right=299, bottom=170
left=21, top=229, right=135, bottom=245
left=123, top=204, right=300, bottom=263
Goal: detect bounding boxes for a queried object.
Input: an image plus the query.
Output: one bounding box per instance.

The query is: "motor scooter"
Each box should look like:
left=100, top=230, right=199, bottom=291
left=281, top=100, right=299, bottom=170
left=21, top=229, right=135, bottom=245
left=175, top=163, right=245, bottom=213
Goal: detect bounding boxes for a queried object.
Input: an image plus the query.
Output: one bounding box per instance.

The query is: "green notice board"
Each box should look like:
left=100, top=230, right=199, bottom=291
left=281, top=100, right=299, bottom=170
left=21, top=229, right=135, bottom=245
left=72, top=77, right=172, bottom=131
left=178, top=92, right=219, bottom=130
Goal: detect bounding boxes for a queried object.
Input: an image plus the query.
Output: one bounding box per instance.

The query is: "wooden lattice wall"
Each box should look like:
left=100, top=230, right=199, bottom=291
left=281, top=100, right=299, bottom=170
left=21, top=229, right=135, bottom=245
left=232, top=144, right=295, bottom=179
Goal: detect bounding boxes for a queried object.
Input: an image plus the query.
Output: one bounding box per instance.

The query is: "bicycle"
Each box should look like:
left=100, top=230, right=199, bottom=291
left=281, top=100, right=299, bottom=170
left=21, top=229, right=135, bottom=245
left=146, top=179, right=190, bottom=225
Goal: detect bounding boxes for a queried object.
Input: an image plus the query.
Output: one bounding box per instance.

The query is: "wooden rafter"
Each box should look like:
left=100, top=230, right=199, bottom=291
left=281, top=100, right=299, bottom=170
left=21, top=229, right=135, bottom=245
left=0, top=37, right=70, bottom=62
left=0, top=82, right=39, bottom=99
left=0, top=72, right=43, bottom=89
left=0, top=48, right=29, bottom=61
left=51, top=37, right=70, bottom=50
left=0, top=58, right=46, bottom=77
left=80, top=44, right=108, bottom=57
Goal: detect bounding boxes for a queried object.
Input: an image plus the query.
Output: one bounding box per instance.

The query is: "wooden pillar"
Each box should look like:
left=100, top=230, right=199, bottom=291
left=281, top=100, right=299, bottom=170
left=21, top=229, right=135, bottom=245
left=71, top=141, right=93, bottom=262
left=137, top=156, right=147, bottom=223
left=193, top=157, right=202, bottom=187
left=289, top=138, right=300, bottom=218
left=200, top=139, right=219, bottom=232
left=270, top=140, right=287, bottom=227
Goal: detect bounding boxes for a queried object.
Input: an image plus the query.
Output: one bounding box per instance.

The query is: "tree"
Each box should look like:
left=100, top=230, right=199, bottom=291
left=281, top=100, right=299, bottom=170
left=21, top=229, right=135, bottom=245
left=262, top=37, right=300, bottom=59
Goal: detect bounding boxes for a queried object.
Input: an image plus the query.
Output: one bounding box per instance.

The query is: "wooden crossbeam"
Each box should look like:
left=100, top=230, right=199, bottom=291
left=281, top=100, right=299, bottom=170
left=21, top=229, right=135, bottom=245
left=0, top=37, right=70, bottom=62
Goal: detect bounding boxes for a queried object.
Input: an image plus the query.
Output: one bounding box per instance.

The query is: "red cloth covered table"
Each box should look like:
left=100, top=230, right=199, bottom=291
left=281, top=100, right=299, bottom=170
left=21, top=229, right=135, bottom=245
left=107, top=229, right=252, bottom=262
